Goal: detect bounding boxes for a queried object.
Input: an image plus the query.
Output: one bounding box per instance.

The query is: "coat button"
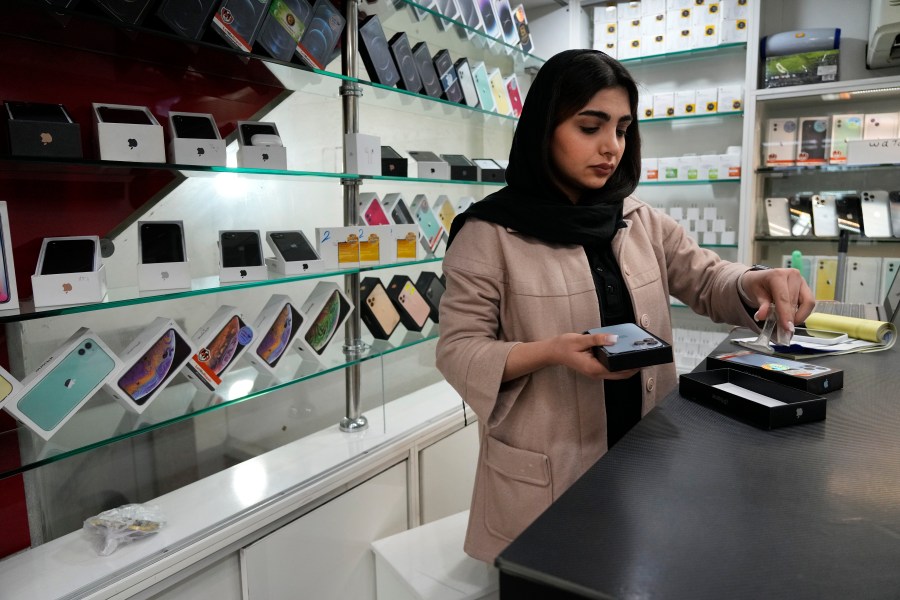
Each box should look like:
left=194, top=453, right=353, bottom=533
left=640, top=314, right=650, bottom=327
left=646, top=377, right=655, bottom=392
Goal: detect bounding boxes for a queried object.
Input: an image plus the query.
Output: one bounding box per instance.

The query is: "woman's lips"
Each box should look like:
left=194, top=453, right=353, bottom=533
left=590, top=163, right=615, bottom=175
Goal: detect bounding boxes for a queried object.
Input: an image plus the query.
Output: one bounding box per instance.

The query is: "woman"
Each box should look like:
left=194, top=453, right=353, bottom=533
left=435, top=49, right=814, bottom=564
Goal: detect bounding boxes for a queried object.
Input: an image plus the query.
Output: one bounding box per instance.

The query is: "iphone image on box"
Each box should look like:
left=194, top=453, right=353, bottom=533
left=304, top=288, right=351, bottom=354
left=117, top=328, right=192, bottom=406
left=765, top=197, right=791, bottom=237
left=470, top=62, right=496, bottom=112
left=815, top=257, right=838, bottom=300
left=861, top=190, right=893, bottom=238
left=488, top=68, right=512, bottom=115
left=389, top=32, right=423, bottom=93
left=267, top=230, right=320, bottom=262
left=435, top=196, right=457, bottom=233
left=797, top=117, right=828, bottom=164
left=811, top=194, right=838, bottom=237
left=505, top=74, right=523, bottom=117
left=834, top=193, right=863, bottom=235
left=454, top=58, right=480, bottom=108
left=38, top=237, right=97, bottom=275
left=829, top=114, right=863, bottom=164
left=433, top=49, right=464, bottom=103
left=411, top=194, right=445, bottom=252
left=256, top=303, right=303, bottom=367
left=139, top=221, right=186, bottom=264
left=475, top=0, right=500, bottom=39
left=387, top=275, right=431, bottom=331
left=864, top=112, right=899, bottom=140
left=220, top=230, right=264, bottom=267
left=360, top=277, right=401, bottom=339
left=494, top=0, right=519, bottom=45
left=454, top=0, right=483, bottom=37
left=358, top=15, right=400, bottom=87
left=190, top=314, right=254, bottom=389
left=512, top=3, right=533, bottom=53
left=789, top=193, right=814, bottom=236
left=890, top=191, right=900, bottom=238
left=412, top=42, right=443, bottom=98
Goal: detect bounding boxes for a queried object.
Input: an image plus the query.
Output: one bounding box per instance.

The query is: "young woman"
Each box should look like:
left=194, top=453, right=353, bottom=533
left=435, top=49, right=814, bottom=563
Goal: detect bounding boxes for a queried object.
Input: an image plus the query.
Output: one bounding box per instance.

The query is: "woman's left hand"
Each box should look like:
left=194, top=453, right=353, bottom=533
left=739, top=267, right=816, bottom=333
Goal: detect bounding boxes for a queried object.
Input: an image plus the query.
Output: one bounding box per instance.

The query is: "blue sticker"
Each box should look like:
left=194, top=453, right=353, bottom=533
left=238, top=326, right=254, bottom=345
left=783, top=120, right=796, bottom=133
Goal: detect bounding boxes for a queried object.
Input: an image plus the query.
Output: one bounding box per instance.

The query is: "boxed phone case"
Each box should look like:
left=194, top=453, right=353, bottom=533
left=408, top=151, right=451, bottom=179
left=167, top=111, right=225, bottom=166
left=386, top=275, right=431, bottom=331
left=257, top=0, right=313, bottom=62
left=106, top=317, right=195, bottom=414
left=32, top=235, right=107, bottom=308
left=92, top=103, right=165, bottom=163
left=183, top=306, right=255, bottom=391
left=706, top=350, right=843, bottom=394
left=266, top=230, right=324, bottom=275
left=236, top=120, right=287, bottom=170
left=137, top=220, right=191, bottom=291
left=246, top=294, right=305, bottom=379
left=212, top=0, right=272, bottom=53
left=7, top=328, right=122, bottom=440
left=381, top=145, right=408, bottom=177
left=3, top=101, right=82, bottom=159
left=586, top=323, right=673, bottom=371
left=416, top=271, right=445, bottom=322
left=680, top=369, right=826, bottom=430
left=359, top=277, right=402, bottom=339
left=218, top=230, right=267, bottom=283
left=296, top=0, right=346, bottom=69
left=315, top=226, right=361, bottom=268
left=295, top=282, right=354, bottom=360
left=156, top=0, right=219, bottom=40
left=0, top=202, right=20, bottom=312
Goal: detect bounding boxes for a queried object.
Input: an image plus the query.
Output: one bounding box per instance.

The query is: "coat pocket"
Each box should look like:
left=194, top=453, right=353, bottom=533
left=483, top=435, right=552, bottom=542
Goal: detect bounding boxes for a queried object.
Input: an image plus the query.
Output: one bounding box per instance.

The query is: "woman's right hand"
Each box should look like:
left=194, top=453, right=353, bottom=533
left=550, top=332, right=641, bottom=381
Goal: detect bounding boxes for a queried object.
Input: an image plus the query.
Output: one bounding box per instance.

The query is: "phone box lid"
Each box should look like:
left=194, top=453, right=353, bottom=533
left=184, top=305, right=255, bottom=391
left=706, top=350, right=843, bottom=394
left=440, top=154, right=478, bottom=181
left=106, top=317, right=196, bottom=414
left=295, top=281, right=354, bottom=360
left=3, top=101, right=82, bottom=159
left=10, top=328, right=123, bottom=440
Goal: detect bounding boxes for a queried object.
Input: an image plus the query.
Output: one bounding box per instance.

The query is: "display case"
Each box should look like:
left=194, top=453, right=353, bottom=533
left=0, top=0, right=522, bottom=588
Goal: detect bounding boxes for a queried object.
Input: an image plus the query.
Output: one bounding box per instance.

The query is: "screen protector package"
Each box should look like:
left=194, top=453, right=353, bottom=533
left=83, top=503, right=166, bottom=556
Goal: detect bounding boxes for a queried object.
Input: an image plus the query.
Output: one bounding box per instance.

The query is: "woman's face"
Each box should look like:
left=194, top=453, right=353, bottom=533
left=549, top=86, right=632, bottom=203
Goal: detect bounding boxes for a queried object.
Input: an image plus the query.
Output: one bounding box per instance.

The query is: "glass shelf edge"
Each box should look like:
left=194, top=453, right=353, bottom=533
left=619, top=42, right=747, bottom=64
left=364, top=174, right=504, bottom=186
left=641, top=111, right=743, bottom=124
left=639, top=179, right=741, bottom=186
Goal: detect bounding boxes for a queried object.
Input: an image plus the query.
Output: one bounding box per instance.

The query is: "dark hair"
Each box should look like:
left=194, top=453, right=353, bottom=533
left=514, top=50, right=642, bottom=204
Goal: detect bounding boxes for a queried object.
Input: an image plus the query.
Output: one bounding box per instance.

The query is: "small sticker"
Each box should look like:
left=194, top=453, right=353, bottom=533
left=238, top=326, right=254, bottom=345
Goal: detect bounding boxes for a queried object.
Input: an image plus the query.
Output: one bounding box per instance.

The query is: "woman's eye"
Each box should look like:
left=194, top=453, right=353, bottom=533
left=616, top=129, right=628, bottom=137
left=580, top=126, right=599, bottom=134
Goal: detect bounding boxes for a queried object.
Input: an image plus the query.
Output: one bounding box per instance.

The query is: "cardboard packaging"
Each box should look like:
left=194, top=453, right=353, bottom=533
left=696, top=88, right=718, bottom=114
left=386, top=275, right=432, bottom=332
left=137, top=220, right=191, bottom=291
left=106, top=317, right=195, bottom=414
left=674, top=90, right=696, bottom=116
left=0, top=364, right=21, bottom=414
left=211, top=0, right=272, bottom=53
left=257, top=0, right=313, bottom=61
left=653, top=92, right=675, bottom=118
left=680, top=368, right=826, bottom=430
left=218, top=230, right=267, bottom=283
left=764, top=50, right=839, bottom=88
left=0, top=202, right=20, bottom=312
left=440, top=154, right=479, bottom=181
left=381, top=146, right=408, bottom=177
left=345, top=133, right=381, bottom=176
left=32, top=236, right=107, bottom=308
left=246, top=294, right=305, bottom=379
left=640, top=158, right=659, bottom=181
left=156, top=0, right=219, bottom=40
left=666, top=7, right=692, bottom=52
left=639, top=94, right=654, bottom=119
left=295, top=281, right=354, bottom=360
left=617, top=17, right=642, bottom=59
left=92, top=103, right=165, bottom=163
left=265, top=229, right=324, bottom=275
left=166, top=111, right=225, bottom=167
left=763, top=118, right=798, bottom=167
left=386, top=224, right=420, bottom=263
left=829, top=114, right=864, bottom=164
left=658, top=156, right=680, bottom=180
left=720, top=18, right=749, bottom=43
left=706, top=350, right=843, bottom=394
left=717, top=85, right=743, bottom=113
left=586, top=323, right=673, bottom=371
left=315, top=226, right=361, bottom=268
left=433, top=194, right=457, bottom=234
left=416, top=271, right=445, bottom=323
left=236, top=120, right=287, bottom=170
left=643, top=31, right=667, bottom=56
left=183, top=306, right=255, bottom=391
left=357, top=225, right=387, bottom=267
left=796, top=116, right=830, bottom=166
left=359, top=277, right=402, bottom=340
left=473, top=158, right=505, bottom=182
left=3, top=101, right=82, bottom=159
left=295, top=0, right=346, bottom=69
left=408, top=151, right=451, bottom=179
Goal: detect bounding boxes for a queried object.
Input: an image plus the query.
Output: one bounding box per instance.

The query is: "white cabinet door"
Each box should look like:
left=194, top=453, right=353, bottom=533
left=419, top=423, right=479, bottom=524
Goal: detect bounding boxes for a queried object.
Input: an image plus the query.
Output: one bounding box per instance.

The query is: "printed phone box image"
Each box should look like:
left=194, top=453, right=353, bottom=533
left=387, top=276, right=431, bottom=331
left=116, top=328, right=192, bottom=407
left=256, top=303, right=304, bottom=367
left=188, top=314, right=254, bottom=389
left=303, top=288, right=351, bottom=355
left=360, top=277, right=402, bottom=339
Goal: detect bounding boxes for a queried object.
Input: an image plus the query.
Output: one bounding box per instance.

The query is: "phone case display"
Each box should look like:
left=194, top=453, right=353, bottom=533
left=138, top=220, right=191, bottom=291
left=32, top=235, right=107, bottom=307
left=257, top=0, right=313, bottom=62
left=470, top=62, right=496, bottom=113
left=92, top=103, right=164, bottom=163
left=811, top=194, right=838, bottom=237
left=764, top=197, right=791, bottom=237
left=7, top=328, right=122, bottom=440
left=411, top=194, right=445, bottom=253
left=488, top=68, right=512, bottom=115
left=381, top=145, right=408, bottom=176
left=236, top=120, right=287, bottom=169
left=416, top=271, right=445, bottom=322
left=218, top=230, right=267, bottom=282
left=382, top=192, right=414, bottom=225
left=0, top=364, right=21, bottom=413
left=359, top=277, right=402, bottom=339
left=829, top=114, right=863, bottom=164
left=359, top=15, right=400, bottom=87
left=0, top=203, right=19, bottom=312
left=246, top=294, right=305, bottom=378
left=93, top=0, right=155, bottom=24
left=3, top=101, right=82, bottom=159
left=845, top=257, right=883, bottom=304
left=455, top=195, right=475, bottom=213
left=184, top=306, right=255, bottom=391
left=296, top=0, right=345, bottom=69
left=454, top=58, right=480, bottom=108
left=860, top=191, right=893, bottom=238
left=266, top=229, right=324, bottom=274
left=475, top=0, right=501, bottom=40
left=796, top=117, right=828, bottom=165
left=156, top=0, right=219, bottom=40
left=408, top=150, right=450, bottom=179
left=386, top=275, right=432, bottom=332
left=433, top=49, right=464, bottom=104
left=456, top=0, right=484, bottom=39
left=412, top=42, right=444, bottom=98
left=359, top=192, right=392, bottom=226
left=789, top=193, right=813, bottom=236
left=388, top=32, right=423, bottom=93
left=106, top=318, right=195, bottom=414
left=212, top=0, right=272, bottom=53
left=512, top=4, right=534, bottom=54
left=315, top=226, right=361, bottom=268
left=295, top=281, right=353, bottom=359
left=834, top=193, right=863, bottom=235
left=863, top=112, right=899, bottom=140
left=167, top=111, right=225, bottom=166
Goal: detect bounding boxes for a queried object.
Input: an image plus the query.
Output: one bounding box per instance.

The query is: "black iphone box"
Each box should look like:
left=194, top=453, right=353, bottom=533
left=440, top=154, right=477, bottom=181
left=389, top=31, right=423, bottom=93
left=296, top=0, right=346, bottom=69
left=92, top=0, right=155, bottom=24
left=381, top=145, right=407, bottom=177
left=257, top=0, right=313, bottom=61
left=4, top=101, right=82, bottom=159
left=416, top=271, right=445, bottom=322
left=211, top=0, right=273, bottom=53
left=359, top=15, right=400, bottom=87
left=680, top=369, right=827, bottom=430
left=156, top=0, right=219, bottom=40
left=411, top=41, right=443, bottom=98
left=586, top=323, right=673, bottom=371
left=705, top=350, right=843, bottom=395
left=472, top=158, right=504, bottom=182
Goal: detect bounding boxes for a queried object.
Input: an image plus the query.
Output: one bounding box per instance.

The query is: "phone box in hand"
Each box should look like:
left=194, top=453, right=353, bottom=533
left=586, top=323, right=673, bottom=371
left=680, top=368, right=826, bottom=430
left=8, top=328, right=122, bottom=440
left=315, top=226, right=360, bottom=268
left=0, top=202, right=20, bottom=311
left=211, top=0, right=272, bottom=53
left=236, top=121, right=287, bottom=169
left=706, top=350, right=843, bottom=394
left=265, top=230, right=323, bottom=275
left=105, top=318, right=195, bottom=414
left=32, top=235, right=107, bottom=308
left=184, top=306, right=255, bottom=391
left=218, top=230, right=267, bottom=283
left=3, top=101, right=82, bottom=159
left=92, top=103, right=165, bottom=163
left=138, top=220, right=191, bottom=291
left=167, top=111, right=225, bottom=167
left=246, top=294, right=305, bottom=379
left=295, top=281, right=353, bottom=360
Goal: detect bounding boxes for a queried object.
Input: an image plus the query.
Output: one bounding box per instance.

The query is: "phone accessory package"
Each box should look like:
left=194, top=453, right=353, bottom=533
left=295, top=282, right=354, bottom=361
left=8, top=328, right=123, bottom=440
left=387, top=223, right=420, bottom=263
left=315, top=226, right=361, bottom=269
left=138, top=220, right=191, bottom=292
left=167, top=111, right=225, bottom=167
left=218, top=230, right=267, bottom=283
left=184, top=306, right=255, bottom=391
left=236, top=120, right=287, bottom=169
left=92, top=102, right=165, bottom=163
left=265, top=230, right=324, bottom=275
left=246, top=294, right=306, bottom=379
left=32, top=235, right=107, bottom=308
left=359, top=277, right=402, bottom=340
left=105, top=318, right=195, bottom=414
left=0, top=202, right=20, bottom=311
left=586, top=322, right=673, bottom=371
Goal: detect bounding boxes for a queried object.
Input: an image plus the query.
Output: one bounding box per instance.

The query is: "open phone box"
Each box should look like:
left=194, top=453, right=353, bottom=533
left=265, top=230, right=324, bottom=275
left=32, top=235, right=107, bottom=308
left=167, top=111, right=225, bottom=166
left=137, top=220, right=191, bottom=292
left=218, top=230, right=268, bottom=283
left=236, top=120, right=287, bottom=170
left=92, top=102, right=165, bottom=162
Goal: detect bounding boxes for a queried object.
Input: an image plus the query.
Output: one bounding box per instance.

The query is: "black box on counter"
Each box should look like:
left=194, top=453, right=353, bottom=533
left=586, top=323, right=673, bottom=371
left=381, top=146, right=407, bottom=177
left=680, top=368, right=827, bottom=430
left=706, top=350, right=843, bottom=395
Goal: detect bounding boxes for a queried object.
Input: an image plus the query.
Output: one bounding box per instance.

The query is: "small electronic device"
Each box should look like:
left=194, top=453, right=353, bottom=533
left=170, top=113, right=218, bottom=140
left=295, top=0, right=346, bottom=69
left=512, top=3, right=534, bottom=54
left=267, top=230, right=320, bottom=262
left=38, top=237, right=97, bottom=275
left=834, top=193, right=863, bottom=235
left=432, top=0, right=461, bottom=31
left=765, top=197, right=792, bottom=237
left=4, top=101, right=82, bottom=159
left=386, top=275, right=431, bottom=331
left=586, top=322, right=673, bottom=371
left=389, top=32, right=423, bottom=93
left=220, top=230, right=264, bottom=268
left=359, top=276, right=402, bottom=339
left=815, top=257, right=838, bottom=300
left=359, top=15, right=400, bottom=87
left=186, top=308, right=254, bottom=390
left=811, top=194, right=838, bottom=237
left=250, top=134, right=283, bottom=146
left=470, top=62, right=496, bottom=113
left=706, top=349, right=842, bottom=395
left=433, top=49, right=464, bottom=104
left=454, top=58, right=480, bottom=108
left=861, top=190, right=893, bottom=238
left=495, top=0, right=519, bottom=46
left=434, top=196, right=457, bottom=233
left=844, top=257, right=883, bottom=304
left=139, top=221, right=186, bottom=264
left=864, top=112, right=900, bottom=140
left=412, top=42, right=444, bottom=98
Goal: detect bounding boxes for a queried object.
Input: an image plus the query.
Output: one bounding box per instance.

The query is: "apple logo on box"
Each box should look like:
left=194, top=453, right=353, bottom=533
left=261, top=153, right=269, bottom=162
left=62, top=283, right=73, bottom=293
left=40, top=132, right=53, bottom=145
left=197, top=147, right=205, bottom=157
left=161, top=271, right=169, bottom=280
left=239, top=269, right=247, bottom=278
left=128, top=138, right=138, bottom=149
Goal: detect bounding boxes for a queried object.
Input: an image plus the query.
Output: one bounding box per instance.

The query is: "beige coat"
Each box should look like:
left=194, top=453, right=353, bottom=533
left=435, top=196, right=758, bottom=563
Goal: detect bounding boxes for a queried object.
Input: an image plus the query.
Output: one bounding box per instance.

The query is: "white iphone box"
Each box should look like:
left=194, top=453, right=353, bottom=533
left=763, top=118, right=798, bottom=167
left=829, top=114, right=864, bottom=164
left=93, top=103, right=165, bottom=163
left=294, top=281, right=354, bottom=361
left=183, top=306, right=255, bottom=392
left=245, top=294, right=305, bottom=380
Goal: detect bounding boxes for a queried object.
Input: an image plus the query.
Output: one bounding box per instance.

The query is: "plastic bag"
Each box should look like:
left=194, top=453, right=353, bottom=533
left=83, top=503, right=165, bottom=556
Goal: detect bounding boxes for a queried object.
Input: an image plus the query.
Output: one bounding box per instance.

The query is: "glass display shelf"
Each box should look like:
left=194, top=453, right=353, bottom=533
left=640, top=111, right=743, bottom=124
left=0, top=322, right=441, bottom=480
left=699, top=244, right=739, bottom=249
left=365, top=174, right=504, bottom=186
left=639, top=179, right=741, bottom=186
left=619, top=42, right=747, bottom=66
left=0, top=256, right=444, bottom=324
left=755, top=236, right=900, bottom=244
left=758, top=164, right=900, bottom=176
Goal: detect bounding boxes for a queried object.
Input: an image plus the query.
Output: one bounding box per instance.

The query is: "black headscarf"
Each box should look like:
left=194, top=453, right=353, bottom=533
left=447, top=49, right=642, bottom=248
